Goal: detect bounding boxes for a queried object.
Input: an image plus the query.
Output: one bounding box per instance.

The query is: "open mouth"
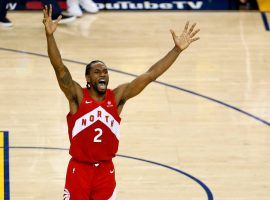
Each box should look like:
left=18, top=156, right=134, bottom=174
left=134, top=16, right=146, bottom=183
left=98, top=79, right=106, bottom=90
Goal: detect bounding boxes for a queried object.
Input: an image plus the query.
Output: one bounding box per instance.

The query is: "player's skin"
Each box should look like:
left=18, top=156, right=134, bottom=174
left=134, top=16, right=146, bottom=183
left=43, top=5, right=200, bottom=115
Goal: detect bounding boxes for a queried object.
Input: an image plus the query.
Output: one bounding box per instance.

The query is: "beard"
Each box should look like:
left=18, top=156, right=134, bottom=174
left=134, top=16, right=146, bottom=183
left=92, top=82, right=107, bottom=95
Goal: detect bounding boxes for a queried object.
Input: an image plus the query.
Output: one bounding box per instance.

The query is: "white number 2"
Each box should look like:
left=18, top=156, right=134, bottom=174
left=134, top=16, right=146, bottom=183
left=93, top=128, right=103, bottom=143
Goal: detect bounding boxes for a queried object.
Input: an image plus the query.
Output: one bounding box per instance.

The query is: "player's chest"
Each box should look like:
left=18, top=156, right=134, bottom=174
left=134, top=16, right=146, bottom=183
left=80, top=97, right=116, bottom=114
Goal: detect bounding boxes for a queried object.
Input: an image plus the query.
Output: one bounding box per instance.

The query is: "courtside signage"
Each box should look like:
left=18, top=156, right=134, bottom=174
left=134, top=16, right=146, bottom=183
left=95, top=1, right=204, bottom=10
left=8, top=0, right=230, bottom=10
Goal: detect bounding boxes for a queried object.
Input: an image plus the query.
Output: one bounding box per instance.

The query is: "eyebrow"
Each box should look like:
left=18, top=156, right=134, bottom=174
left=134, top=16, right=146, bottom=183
left=93, top=68, right=108, bottom=72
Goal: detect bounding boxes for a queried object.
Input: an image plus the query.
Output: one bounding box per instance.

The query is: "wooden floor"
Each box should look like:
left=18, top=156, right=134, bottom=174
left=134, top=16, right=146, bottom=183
left=0, top=11, right=270, bottom=200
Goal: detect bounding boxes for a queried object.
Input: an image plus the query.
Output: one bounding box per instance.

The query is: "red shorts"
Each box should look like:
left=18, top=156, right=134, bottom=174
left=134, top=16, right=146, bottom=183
left=64, top=158, right=116, bottom=200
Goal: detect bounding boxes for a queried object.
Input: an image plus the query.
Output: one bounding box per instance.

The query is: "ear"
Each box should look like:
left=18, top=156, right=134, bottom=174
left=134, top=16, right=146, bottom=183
left=85, top=74, right=91, bottom=83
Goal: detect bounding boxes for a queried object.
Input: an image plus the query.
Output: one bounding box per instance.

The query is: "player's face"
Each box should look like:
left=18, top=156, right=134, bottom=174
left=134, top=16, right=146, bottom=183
left=87, top=62, right=109, bottom=94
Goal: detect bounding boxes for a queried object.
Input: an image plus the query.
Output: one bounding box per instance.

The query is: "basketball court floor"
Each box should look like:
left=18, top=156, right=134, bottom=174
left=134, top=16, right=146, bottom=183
left=0, top=11, right=270, bottom=199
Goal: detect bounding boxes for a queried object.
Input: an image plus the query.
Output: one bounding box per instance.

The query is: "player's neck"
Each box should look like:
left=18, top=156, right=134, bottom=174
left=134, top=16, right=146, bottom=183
left=88, top=87, right=106, bottom=102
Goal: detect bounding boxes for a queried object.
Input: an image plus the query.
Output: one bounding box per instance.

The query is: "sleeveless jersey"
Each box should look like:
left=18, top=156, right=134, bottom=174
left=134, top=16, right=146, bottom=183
left=66, top=88, right=121, bottom=163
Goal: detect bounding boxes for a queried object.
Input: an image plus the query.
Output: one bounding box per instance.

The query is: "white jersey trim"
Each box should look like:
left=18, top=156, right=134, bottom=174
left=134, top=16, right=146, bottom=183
left=72, top=106, right=120, bottom=140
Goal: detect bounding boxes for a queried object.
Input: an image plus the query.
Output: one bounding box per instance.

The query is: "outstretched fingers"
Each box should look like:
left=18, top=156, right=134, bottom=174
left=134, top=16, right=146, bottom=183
left=43, top=5, right=48, bottom=19
left=186, top=22, right=200, bottom=43
left=43, top=5, right=52, bottom=19
left=183, top=21, right=189, bottom=33
left=188, top=23, right=196, bottom=35
left=55, top=15, right=62, bottom=24
left=49, top=4, right=52, bottom=18
left=191, top=37, right=200, bottom=43
left=190, top=28, right=200, bottom=38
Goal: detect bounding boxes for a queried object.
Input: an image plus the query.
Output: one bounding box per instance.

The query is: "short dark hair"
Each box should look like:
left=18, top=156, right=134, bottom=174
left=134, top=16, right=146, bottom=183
left=85, top=60, right=105, bottom=76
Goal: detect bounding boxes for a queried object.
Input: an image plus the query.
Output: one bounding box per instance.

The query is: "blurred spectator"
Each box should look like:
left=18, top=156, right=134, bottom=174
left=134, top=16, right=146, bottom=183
left=41, top=0, right=76, bottom=23
left=0, top=0, right=76, bottom=27
left=0, top=0, right=12, bottom=27
left=67, top=0, right=99, bottom=17
left=229, top=0, right=258, bottom=10
left=239, top=0, right=258, bottom=10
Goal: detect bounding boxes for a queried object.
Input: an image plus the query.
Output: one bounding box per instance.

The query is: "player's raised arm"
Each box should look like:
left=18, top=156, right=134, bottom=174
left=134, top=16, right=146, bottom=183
left=114, top=22, right=200, bottom=105
left=43, top=5, right=82, bottom=113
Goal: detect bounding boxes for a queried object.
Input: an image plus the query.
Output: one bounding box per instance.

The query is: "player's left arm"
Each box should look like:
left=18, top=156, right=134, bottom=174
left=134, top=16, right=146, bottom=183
left=114, top=22, right=200, bottom=106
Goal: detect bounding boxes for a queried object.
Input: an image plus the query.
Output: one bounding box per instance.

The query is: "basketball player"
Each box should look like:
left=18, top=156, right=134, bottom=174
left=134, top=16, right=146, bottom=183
left=43, top=5, right=200, bottom=200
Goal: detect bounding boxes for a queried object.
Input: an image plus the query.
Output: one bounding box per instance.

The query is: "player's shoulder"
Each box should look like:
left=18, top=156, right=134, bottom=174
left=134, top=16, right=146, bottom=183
left=106, top=88, right=115, bottom=98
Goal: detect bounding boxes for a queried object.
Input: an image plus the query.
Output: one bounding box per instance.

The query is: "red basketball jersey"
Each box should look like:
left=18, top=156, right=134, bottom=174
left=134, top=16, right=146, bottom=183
left=67, top=88, right=121, bottom=163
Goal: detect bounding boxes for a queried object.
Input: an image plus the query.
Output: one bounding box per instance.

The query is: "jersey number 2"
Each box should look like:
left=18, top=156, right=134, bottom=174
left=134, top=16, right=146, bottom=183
left=94, top=128, right=103, bottom=143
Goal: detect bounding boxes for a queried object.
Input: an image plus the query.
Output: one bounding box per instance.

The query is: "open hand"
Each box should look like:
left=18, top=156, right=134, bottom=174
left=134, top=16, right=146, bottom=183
left=42, top=4, right=62, bottom=35
left=170, top=22, right=200, bottom=52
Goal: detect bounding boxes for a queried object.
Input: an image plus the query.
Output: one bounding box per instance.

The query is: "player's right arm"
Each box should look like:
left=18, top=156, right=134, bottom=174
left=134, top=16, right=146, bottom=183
left=43, top=5, right=82, bottom=114
left=114, top=22, right=200, bottom=114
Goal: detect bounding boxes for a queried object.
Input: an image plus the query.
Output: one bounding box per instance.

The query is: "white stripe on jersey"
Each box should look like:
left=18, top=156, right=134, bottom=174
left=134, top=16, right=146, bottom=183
left=72, top=106, right=120, bottom=140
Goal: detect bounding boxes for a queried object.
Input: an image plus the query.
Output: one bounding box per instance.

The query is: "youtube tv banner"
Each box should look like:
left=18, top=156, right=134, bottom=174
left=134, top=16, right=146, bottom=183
left=7, top=0, right=232, bottom=10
